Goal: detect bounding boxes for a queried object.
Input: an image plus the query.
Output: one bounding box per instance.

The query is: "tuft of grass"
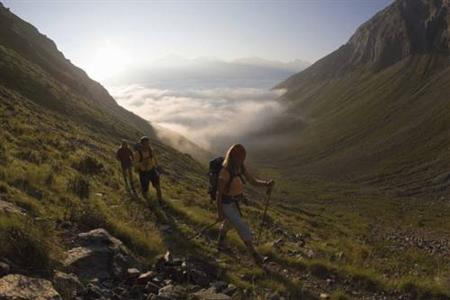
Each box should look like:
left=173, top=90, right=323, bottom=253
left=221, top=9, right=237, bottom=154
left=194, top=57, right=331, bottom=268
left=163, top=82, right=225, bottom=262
left=72, top=155, right=104, bottom=175
left=67, top=175, right=90, bottom=199
left=398, top=278, right=450, bottom=300
left=0, top=214, right=57, bottom=275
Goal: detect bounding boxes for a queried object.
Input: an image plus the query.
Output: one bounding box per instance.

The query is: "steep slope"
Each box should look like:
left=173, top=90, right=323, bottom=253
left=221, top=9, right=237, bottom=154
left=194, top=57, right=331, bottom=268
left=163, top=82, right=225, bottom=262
left=254, top=0, right=450, bottom=197
left=1, top=1, right=450, bottom=299
left=0, top=2, right=155, bottom=138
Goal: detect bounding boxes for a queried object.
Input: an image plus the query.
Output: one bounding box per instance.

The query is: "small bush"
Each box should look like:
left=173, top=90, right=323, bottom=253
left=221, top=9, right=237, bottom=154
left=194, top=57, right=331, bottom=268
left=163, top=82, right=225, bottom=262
left=0, top=216, right=52, bottom=275
left=68, top=176, right=90, bottom=199
left=16, top=149, right=47, bottom=164
left=45, top=173, right=54, bottom=186
left=11, top=178, right=44, bottom=200
left=72, top=156, right=104, bottom=175
left=310, top=262, right=334, bottom=279
left=0, top=144, right=7, bottom=164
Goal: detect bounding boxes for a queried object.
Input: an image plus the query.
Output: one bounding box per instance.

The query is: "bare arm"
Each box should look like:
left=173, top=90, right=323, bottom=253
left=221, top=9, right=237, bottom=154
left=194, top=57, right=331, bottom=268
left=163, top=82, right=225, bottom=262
left=150, top=146, right=159, bottom=166
left=243, top=165, right=273, bottom=188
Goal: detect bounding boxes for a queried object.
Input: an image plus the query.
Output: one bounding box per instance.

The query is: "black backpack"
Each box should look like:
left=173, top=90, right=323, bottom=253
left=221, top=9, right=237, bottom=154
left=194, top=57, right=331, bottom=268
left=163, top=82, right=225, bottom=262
left=208, top=157, right=224, bottom=201
left=208, top=157, right=246, bottom=202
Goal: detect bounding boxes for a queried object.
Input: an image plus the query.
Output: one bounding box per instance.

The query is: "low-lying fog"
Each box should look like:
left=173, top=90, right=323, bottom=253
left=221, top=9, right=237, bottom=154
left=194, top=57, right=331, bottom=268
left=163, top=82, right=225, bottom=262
left=108, top=57, right=307, bottom=152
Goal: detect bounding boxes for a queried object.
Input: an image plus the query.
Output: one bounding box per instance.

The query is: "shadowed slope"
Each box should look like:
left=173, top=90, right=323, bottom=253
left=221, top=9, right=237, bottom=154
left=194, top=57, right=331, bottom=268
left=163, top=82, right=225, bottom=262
left=251, top=0, right=450, bottom=197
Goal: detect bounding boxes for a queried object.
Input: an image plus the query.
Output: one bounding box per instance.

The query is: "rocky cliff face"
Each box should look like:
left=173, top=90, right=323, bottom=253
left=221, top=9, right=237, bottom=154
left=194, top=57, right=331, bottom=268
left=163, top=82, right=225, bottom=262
left=347, top=0, right=449, bottom=70
left=277, top=0, right=449, bottom=88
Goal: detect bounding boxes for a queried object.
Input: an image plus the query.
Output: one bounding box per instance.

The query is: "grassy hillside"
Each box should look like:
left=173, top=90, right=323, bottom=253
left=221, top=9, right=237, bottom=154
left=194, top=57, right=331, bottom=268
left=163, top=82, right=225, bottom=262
left=1, top=0, right=450, bottom=299
left=249, top=0, right=450, bottom=198
left=258, top=55, right=449, bottom=197
left=2, top=86, right=450, bottom=299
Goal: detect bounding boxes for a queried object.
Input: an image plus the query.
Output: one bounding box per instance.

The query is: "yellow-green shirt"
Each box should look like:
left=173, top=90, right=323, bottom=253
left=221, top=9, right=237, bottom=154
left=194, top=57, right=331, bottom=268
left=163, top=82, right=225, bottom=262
left=134, top=147, right=156, bottom=171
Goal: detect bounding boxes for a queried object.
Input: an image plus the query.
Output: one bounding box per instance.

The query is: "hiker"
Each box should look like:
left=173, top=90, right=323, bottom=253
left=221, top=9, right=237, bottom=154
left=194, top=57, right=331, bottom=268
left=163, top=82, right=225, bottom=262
left=116, top=140, right=134, bottom=189
left=134, top=136, right=163, bottom=204
left=216, top=144, right=274, bottom=265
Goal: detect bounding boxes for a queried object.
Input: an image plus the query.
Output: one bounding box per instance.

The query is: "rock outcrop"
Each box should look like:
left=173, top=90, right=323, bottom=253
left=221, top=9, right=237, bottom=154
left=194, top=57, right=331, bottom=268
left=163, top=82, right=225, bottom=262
left=63, top=228, right=141, bottom=280
left=0, top=274, right=61, bottom=300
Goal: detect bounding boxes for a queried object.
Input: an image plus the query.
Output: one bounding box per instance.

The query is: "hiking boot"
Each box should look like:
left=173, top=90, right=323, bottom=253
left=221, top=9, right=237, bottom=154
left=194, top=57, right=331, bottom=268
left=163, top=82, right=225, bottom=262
left=251, top=252, right=264, bottom=266
left=217, top=235, right=231, bottom=252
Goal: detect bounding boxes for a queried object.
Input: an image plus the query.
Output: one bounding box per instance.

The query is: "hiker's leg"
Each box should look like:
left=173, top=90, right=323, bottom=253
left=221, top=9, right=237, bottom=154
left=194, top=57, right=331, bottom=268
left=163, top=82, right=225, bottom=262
left=139, top=171, right=149, bottom=197
left=127, top=167, right=134, bottom=188
left=218, top=219, right=231, bottom=249
left=156, top=184, right=162, bottom=203
left=222, top=203, right=261, bottom=262
left=150, top=169, right=162, bottom=203
left=122, top=167, right=129, bottom=187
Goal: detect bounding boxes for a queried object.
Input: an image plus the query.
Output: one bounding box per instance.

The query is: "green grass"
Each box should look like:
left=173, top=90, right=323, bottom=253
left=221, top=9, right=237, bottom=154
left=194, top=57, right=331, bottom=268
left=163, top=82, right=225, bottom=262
left=1, top=11, right=449, bottom=298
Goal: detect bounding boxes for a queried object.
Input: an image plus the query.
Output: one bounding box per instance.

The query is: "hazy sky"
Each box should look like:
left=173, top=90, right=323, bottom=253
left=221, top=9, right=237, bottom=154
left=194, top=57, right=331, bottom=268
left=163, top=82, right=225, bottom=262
left=3, top=0, right=392, bottom=80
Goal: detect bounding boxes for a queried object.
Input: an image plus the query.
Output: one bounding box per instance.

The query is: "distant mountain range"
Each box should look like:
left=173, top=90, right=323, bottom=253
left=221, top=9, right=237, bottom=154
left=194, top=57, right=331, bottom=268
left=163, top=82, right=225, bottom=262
left=106, top=56, right=310, bottom=89
left=251, top=0, right=450, bottom=197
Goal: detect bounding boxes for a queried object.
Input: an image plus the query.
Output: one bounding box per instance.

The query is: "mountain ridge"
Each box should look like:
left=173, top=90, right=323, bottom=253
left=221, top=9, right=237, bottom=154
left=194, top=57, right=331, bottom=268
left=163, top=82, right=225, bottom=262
left=253, top=0, right=450, bottom=197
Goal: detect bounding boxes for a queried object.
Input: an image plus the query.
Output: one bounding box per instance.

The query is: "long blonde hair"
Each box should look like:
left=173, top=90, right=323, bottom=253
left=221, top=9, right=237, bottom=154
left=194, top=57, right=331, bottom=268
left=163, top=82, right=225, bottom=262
left=222, top=144, right=246, bottom=175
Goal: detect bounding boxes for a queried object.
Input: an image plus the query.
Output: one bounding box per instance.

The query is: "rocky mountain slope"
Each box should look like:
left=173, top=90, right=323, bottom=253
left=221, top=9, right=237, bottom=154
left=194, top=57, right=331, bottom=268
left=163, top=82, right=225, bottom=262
left=1, top=1, right=450, bottom=299
left=252, top=0, right=449, bottom=197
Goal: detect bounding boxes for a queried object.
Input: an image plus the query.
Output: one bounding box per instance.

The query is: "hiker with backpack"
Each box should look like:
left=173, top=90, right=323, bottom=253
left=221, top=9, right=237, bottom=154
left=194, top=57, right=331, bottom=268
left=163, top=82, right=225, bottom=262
left=134, top=136, right=163, bottom=204
left=213, top=144, right=274, bottom=265
left=116, top=140, right=134, bottom=190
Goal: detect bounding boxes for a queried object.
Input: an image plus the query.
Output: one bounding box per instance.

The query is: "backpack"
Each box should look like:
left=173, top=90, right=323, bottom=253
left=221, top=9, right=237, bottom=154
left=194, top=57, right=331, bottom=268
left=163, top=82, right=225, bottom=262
left=207, top=157, right=246, bottom=202
left=208, top=157, right=224, bottom=201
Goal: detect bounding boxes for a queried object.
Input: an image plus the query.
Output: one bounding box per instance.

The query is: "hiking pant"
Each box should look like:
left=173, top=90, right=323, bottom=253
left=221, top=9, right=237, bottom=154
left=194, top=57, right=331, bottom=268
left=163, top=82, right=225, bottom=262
left=221, top=202, right=252, bottom=243
left=139, top=168, right=160, bottom=193
left=121, top=165, right=133, bottom=186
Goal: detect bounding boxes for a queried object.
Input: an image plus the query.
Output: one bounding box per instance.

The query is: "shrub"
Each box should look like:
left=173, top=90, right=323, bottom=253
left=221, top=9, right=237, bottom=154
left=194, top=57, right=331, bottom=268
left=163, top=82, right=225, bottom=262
left=72, top=156, right=104, bottom=175
left=0, top=216, right=52, bottom=275
left=67, top=176, right=90, bottom=199
left=11, top=178, right=44, bottom=200
left=0, top=144, right=7, bottom=165
left=16, top=149, right=47, bottom=164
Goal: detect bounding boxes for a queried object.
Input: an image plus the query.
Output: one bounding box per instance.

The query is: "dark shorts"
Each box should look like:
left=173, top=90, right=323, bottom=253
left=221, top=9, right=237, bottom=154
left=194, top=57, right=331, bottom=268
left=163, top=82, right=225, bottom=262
left=139, top=168, right=160, bottom=192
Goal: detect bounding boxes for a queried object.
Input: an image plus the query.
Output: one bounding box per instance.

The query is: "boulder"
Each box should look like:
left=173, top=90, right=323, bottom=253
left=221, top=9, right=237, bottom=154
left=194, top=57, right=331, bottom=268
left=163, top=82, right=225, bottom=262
left=63, top=246, right=113, bottom=280
left=0, top=199, right=26, bottom=215
left=0, top=261, right=10, bottom=277
left=211, top=281, right=228, bottom=293
left=52, top=271, right=84, bottom=299
left=64, top=228, right=141, bottom=280
left=0, top=274, right=61, bottom=300
left=126, top=267, right=141, bottom=279
left=222, top=284, right=237, bottom=296
left=192, top=287, right=231, bottom=300
left=77, top=228, right=122, bottom=248
left=158, top=284, right=187, bottom=300
left=137, top=271, right=157, bottom=285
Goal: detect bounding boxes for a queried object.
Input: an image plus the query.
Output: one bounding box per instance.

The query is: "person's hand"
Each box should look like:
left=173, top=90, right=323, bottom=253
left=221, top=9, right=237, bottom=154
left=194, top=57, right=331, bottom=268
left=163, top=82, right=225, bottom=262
left=266, top=180, right=275, bottom=187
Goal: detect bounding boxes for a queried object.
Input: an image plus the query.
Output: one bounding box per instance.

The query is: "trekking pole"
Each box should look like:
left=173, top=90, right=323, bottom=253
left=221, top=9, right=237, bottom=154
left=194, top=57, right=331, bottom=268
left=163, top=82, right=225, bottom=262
left=186, top=220, right=221, bottom=241
left=256, top=185, right=273, bottom=245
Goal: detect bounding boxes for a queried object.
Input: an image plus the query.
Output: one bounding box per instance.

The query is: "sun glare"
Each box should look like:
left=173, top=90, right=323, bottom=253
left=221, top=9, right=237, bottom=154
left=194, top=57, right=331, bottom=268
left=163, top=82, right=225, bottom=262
left=86, top=40, right=131, bottom=81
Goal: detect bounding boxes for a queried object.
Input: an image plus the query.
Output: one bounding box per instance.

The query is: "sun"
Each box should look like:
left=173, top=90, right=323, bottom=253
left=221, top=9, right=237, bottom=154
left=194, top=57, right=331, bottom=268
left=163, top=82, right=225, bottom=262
left=86, top=40, right=131, bottom=81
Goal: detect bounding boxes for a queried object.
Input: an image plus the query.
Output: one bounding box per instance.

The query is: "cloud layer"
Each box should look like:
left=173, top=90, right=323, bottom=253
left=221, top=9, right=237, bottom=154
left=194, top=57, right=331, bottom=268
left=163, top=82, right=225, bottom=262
left=110, top=84, right=286, bottom=151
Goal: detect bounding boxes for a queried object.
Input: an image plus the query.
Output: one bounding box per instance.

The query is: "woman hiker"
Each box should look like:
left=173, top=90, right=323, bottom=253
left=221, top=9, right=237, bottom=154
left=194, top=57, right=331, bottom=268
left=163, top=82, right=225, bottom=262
left=216, top=144, right=274, bottom=265
left=134, top=136, right=163, bottom=204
